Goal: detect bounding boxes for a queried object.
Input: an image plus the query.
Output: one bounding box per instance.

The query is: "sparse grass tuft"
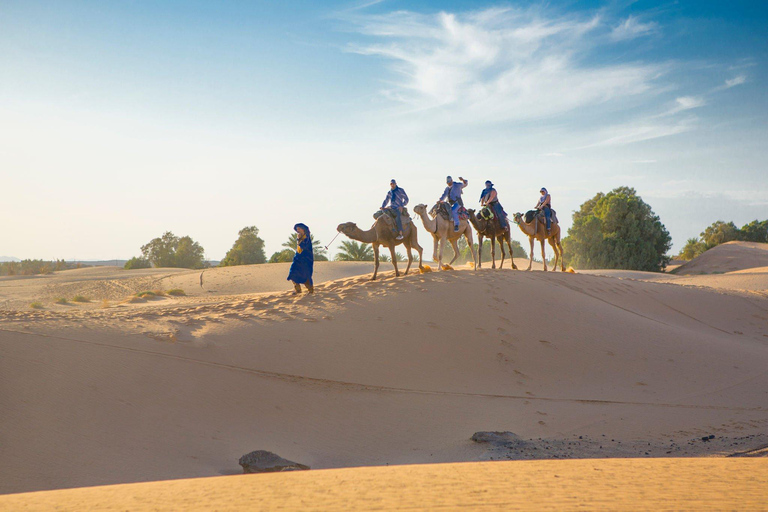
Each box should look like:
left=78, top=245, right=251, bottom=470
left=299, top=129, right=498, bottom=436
left=136, top=291, right=157, bottom=298
left=54, top=297, right=68, bottom=304
left=123, top=296, right=146, bottom=304
left=152, top=290, right=166, bottom=296
left=167, top=288, right=186, bottom=296
left=30, top=301, right=44, bottom=309
left=72, top=295, right=90, bottom=303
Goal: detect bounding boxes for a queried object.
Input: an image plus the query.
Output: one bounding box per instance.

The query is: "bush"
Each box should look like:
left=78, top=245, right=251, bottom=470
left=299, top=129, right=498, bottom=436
left=269, top=249, right=295, bottom=263
left=72, top=295, right=90, bottom=303
left=677, top=238, right=707, bottom=261
left=124, top=257, right=151, bottom=270
left=221, top=226, right=267, bottom=266
left=167, top=289, right=186, bottom=296
left=562, top=187, right=672, bottom=272
left=136, top=291, right=157, bottom=298
left=30, top=302, right=43, bottom=309
left=54, top=297, right=68, bottom=304
left=140, top=232, right=205, bottom=269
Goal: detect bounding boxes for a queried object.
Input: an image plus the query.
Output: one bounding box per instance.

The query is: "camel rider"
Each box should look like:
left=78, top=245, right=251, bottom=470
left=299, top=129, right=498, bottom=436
left=536, top=187, right=552, bottom=235
left=439, top=176, right=468, bottom=232
left=480, top=180, right=509, bottom=231
left=381, top=179, right=409, bottom=240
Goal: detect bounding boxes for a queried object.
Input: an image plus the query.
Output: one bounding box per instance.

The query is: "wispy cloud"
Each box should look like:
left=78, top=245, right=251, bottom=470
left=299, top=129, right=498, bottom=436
left=610, top=16, right=658, bottom=41
left=344, top=7, right=666, bottom=125
left=724, top=75, right=746, bottom=88
left=573, top=118, right=696, bottom=149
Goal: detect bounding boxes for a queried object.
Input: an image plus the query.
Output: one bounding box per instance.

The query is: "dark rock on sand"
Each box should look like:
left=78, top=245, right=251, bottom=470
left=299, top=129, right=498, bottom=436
left=238, top=450, right=310, bottom=474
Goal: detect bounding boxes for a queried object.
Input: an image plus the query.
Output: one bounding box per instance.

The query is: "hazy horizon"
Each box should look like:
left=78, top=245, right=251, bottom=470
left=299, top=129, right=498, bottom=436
left=2, top=0, right=766, bottom=261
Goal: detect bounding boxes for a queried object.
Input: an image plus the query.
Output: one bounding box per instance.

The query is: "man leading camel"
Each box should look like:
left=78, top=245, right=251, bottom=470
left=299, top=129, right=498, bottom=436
left=480, top=180, right=509, bottom=231
left=381, top=179, right=409, bottom=240
left=439, top=176, right=468, bottom=232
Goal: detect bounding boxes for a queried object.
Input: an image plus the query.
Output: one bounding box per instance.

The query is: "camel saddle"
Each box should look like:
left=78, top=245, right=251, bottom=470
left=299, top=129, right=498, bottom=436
left=430, top=202, right=469, bottom=221
left=524, top=209, right=559, bottom=225
left=373, top=207, right=412, bottom=230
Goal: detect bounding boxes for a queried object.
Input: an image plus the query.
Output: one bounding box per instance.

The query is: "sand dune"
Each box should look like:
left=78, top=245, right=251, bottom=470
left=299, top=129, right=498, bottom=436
left=2, top=459, right=766, bottom=511
left=674, top=241, right=768, bottom=275
left=2, top=263, right=767, bottom=495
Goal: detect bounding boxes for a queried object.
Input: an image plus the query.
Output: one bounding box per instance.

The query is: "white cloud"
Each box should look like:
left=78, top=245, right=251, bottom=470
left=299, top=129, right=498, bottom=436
left=610, top=16, right=658, bottom=41
left=574, top=118, right=695, bottom=149
left=346, top=7, right=665, bottom=125
left=724, top=75, right=746, bottom=88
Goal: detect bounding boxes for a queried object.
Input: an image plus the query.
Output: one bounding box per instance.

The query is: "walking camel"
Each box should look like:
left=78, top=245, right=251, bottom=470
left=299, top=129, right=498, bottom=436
left=413, top=204, right=477, bottom=270
left=512, top=212, right=565, bottom=271
left=467, top=209, right=518, bottom=270
left=337, top=215, right=424, bottom=280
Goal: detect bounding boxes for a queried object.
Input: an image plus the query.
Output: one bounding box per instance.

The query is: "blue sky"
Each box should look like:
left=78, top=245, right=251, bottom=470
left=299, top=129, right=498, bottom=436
left=1, top=0, right=766, bottom=261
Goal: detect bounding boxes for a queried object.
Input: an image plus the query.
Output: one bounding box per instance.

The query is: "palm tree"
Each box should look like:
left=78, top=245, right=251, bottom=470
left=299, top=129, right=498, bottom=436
left=282, top=233, right=328, bottom=261
left=334, top=241, right=374, bottom=261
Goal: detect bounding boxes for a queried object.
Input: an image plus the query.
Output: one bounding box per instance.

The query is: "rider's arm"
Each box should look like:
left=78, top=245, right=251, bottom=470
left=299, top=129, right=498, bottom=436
left=401, top=189, right=409, bottom=207
left=381, top=191, right=391, bottom=209
left=541, top=194, right=551, bottom=208
left=460, top=177, right=468, bottom=188
left=487, top=189, right=497, bottom=203
left=439, top=187, right=449, bottom=201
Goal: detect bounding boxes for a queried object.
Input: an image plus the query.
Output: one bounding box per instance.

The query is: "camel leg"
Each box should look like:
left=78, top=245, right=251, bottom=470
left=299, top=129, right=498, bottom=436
left=541, top=238, right=548, bottom=272
left=438, top=237, right=446, bottom=269
left=372, top=243, right=380, bottom=280
left=477, top=233, right=484, bottom=269
left=465, top=229, right=477, bottom=270
left=497, top=235, right=505, bottom=269
left=527, top=237, right=534, bottom=271
left=389, top=244, right=400, bottom=277
left=403, top=242, right=412, bottom=275
left=432, top=236, right=439, bottom=264
left=506, top=235, right=518, bottom=270
left=558, top=237, right=565, bottom=271
left=448, top=238, right=460, bottom=266
left=490, top=235, right=497, bottom=269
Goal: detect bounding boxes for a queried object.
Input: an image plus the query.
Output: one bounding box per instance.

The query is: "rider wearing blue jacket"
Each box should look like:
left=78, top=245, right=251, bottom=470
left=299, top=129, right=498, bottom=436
left=439, top=176, right=468, bottom=232
left=381, top=179, right=409, bottom=240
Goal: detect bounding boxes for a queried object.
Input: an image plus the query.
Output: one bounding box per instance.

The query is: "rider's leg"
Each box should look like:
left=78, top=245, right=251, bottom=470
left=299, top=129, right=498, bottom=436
left=451, top=202, right=460, bottom=231
left=494, top=202, right=508, bottom=229
left=395, top=208, right=404, bottom=238
left=544, top=207, right=551, bottom=233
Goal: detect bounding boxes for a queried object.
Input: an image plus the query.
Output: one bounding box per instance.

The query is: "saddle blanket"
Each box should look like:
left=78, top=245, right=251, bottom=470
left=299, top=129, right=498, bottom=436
left=524, top=209, right=559, bottom=225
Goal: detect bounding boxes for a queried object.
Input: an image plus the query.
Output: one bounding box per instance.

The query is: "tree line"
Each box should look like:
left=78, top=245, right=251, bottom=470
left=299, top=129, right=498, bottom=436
left=676, top=219, right=768, bottom=260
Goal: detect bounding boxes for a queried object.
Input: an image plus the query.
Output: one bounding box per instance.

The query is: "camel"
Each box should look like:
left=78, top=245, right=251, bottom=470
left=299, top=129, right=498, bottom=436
left=337, top=214, right=424, bottom=281
left=512, top=212, right=565, bottom=271
left=413, top=203, right=477, bottom=270
left=467, top=208, right=518, bottom=270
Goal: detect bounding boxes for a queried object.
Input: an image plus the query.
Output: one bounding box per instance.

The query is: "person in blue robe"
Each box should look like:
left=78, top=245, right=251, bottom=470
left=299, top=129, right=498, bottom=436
left=381, top=179, right=409, bottom=240
left=287, top=223, right=314, bottom=294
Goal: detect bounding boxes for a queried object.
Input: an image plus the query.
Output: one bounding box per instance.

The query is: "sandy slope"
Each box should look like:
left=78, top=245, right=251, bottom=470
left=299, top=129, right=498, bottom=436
left=1, top=264, right=767, bottom=495
left=2, top=459, right=767, bottom=511
left=674, top=241, right=768, bottom=275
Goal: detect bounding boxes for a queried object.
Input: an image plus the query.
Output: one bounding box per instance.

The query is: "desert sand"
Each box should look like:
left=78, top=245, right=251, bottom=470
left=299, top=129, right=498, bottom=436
left=1, top=243, right=767, bottom=508
left=1, top=459, right=767, bottom=511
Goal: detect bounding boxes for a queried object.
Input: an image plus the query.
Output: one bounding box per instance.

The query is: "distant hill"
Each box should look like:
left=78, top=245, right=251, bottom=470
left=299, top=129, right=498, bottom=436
left=0, top=256, right=21, bottom=262
left=673, top=241, right=768, bottom=275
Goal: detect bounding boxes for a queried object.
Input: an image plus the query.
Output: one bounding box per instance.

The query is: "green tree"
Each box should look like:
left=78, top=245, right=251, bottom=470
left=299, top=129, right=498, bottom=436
left=334, top=241, right=374, bottom=261
left=701, top=221, right=741, bottom=248
left=220, top=226, right=267, bottom=266
left=562, top=187, right=672, bottom=271
left=124, top=256, right=151, bottom=270
left=282, top=233, right=328, bottom=261
left=140, top=231, right=206, bottom=269
left=739, top=219, right=768, bottom=243
left=677, top=238, right=708, bottom=261
left=268, top=249, right=295, bottom=263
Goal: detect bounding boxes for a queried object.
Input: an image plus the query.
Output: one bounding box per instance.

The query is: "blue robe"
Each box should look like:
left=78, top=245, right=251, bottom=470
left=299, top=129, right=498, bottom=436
left=288, top=226, right=314, bottom=284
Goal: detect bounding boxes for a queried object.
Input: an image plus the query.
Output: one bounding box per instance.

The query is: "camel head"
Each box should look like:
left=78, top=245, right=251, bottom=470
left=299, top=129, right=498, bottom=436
left=513, top=212, right=523, bottom=224
left=413, top=204, right=427, bottom=215
left=337, top=222, right=357, bottom=236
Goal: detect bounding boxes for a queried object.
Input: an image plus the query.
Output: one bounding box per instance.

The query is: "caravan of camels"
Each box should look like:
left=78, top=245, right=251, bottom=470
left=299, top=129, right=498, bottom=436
left=335, top=176, right=565, bottom=280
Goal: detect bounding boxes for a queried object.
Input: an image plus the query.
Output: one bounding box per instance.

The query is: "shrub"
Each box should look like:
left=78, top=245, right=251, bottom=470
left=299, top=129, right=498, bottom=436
left=72, top=295, right=90, bottom=303
left=124, top=257, right=151, bottom=270
left=54, top=297, right=68, bottom=304
left=30, top=302, right=43, bottom=309
left=136, top=291, right=157, bottom=298
left=167, top=289, right=186, bottom=296
left=269, top=249, right=295, bottom=263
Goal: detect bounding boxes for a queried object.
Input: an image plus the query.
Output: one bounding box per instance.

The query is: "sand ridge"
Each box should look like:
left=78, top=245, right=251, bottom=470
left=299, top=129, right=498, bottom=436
left=1, top=459, right=767, bottom=511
